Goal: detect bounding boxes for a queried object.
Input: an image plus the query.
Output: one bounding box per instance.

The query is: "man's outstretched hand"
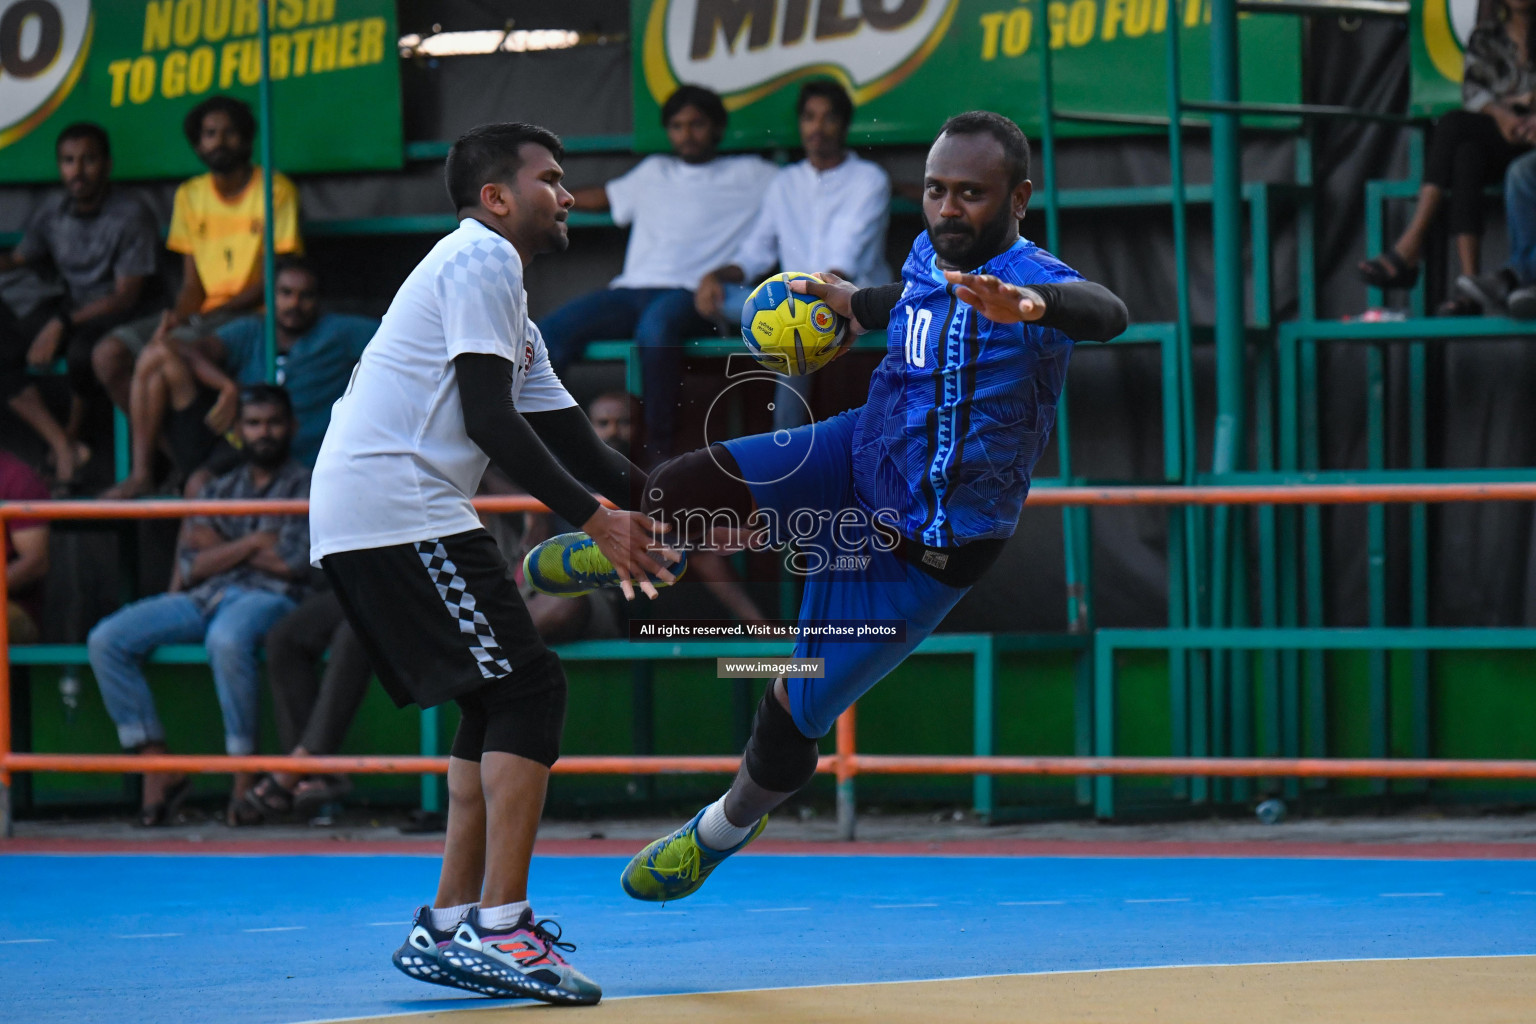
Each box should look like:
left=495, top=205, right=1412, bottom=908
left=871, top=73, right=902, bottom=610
left=945, top=270, right=1046, bottom=324
left=580, top=506, right=680, bottom=601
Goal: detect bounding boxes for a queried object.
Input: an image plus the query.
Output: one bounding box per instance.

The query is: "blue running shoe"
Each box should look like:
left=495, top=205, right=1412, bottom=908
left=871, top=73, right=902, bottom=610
left=620, top=806, right=767, bottom=902
left=438, top=907, right=602, bottom=1006
left=523, top=531, right=686, bottom=598
left=391, top=906, right=509, bottom=997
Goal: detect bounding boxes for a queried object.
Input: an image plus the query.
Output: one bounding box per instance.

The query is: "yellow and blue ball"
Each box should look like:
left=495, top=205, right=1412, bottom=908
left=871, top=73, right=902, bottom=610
left=740, top=272, right=848, bottom=377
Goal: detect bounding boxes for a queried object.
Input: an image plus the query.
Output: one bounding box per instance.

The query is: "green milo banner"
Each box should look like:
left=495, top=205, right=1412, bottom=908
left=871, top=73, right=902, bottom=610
left=632, top=0, right=1302, bottom=151
left=0, top=0, right=402, bottom=183
left=1410, top=0, right=1477, bottom=116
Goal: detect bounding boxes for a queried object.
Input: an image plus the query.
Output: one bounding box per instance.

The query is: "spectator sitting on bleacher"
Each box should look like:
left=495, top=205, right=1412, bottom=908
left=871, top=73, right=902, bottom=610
left=694, top=79, right=890, bottom=431
left=0, top=122, right=159, bottom=493
left=1358, top=0, right=1536, bottom=314
left=233, top=581, right=372, bottom=824
left=1455, top=146, right=1536, bottom=315
left=0, top=449, right=51, bottom=644
left=102, top=95, right=302, bottom=496
left=86, top=385, right=310, bottom=827
left=540, top=85, right=776, bottom=461
left=520, top=391, right=767, bottom=640
left=110, top=257, right=374, bottom=503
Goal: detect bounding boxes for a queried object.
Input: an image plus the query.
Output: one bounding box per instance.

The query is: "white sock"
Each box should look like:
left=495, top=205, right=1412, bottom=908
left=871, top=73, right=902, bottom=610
left=429, top=902, right=476, bottom=932
left=696, top=795, right=755, bottom=852
left=479, top=900, right=532, bottom=931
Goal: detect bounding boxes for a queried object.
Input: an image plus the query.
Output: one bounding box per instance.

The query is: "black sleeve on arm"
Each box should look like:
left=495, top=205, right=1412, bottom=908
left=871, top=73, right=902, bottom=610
left=454, top=353, right=601, bottom=528
left=850, top=282, right=904, bottom=331
left=523, top=405, right=639, bottom=510
left=1021, top=280, right=1129, bottom=342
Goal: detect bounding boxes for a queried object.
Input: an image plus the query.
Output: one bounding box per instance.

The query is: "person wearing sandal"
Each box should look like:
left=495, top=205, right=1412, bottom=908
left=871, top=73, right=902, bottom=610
left=87, top=386, right=311, bottom=826
left=1359, top=0, right=1536, bottom=315
left=0, top=123, right=159, bottom=493
left=236, top=586, right=373, bottom=825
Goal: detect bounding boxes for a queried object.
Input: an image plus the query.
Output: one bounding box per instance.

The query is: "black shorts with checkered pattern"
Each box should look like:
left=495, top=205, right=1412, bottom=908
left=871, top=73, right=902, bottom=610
left=321, top=528, right=548, bottom=709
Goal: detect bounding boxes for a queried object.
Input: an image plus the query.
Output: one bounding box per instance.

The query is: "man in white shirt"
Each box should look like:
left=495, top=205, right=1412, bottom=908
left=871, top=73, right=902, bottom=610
left=541, top=85, right=775, bottom=461
left=309, top=123, right=680, bottom=1006
left=695, top=80, right=890, bottom=431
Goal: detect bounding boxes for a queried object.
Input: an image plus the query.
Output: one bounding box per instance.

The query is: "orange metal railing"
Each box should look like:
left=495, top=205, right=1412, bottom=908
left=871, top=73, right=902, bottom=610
left=5, top=485, right=1536, bottom=828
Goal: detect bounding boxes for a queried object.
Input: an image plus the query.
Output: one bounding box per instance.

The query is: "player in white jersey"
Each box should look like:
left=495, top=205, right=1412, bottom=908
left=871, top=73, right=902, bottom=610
left=309, top=123, right=680, bottom=1005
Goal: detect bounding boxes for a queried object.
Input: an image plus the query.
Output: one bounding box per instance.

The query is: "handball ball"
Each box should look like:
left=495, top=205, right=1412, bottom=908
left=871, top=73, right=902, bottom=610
left=740, top=272, right=848, bottom=377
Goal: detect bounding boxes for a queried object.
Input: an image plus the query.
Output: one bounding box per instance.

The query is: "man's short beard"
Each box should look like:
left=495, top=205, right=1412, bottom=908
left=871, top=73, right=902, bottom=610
left=925, top=208, right=1015, bottom=270
left=248, top=441, right=289, bottom=469
left=203, top=145, right=249, bottom=173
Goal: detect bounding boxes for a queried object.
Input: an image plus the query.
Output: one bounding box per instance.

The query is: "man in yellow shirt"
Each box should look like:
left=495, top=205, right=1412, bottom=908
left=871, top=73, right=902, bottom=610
left=103, top=95, right=302, bottom=498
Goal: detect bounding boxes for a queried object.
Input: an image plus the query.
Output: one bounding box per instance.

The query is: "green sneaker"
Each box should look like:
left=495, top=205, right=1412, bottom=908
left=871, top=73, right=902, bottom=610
left=620, top=806, right=767, bottom=902
left=523, top=531, right=687, bottom=598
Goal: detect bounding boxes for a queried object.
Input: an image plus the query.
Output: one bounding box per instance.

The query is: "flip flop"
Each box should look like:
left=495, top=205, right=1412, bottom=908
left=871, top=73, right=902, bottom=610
left=293, top=774, right=353, bottom=814
left=1358, top=250, right=1420, bottom=290
left=137, top=775, right=192, bottom=828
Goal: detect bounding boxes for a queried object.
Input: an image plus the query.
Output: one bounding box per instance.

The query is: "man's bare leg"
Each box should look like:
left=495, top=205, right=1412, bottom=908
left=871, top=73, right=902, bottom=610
left=104, top=342, right=200, bottom=499
left=92, top=335, right=136, bottom=412
left=435, top=755, right=488, bottom=909
left=7, top=384, right=81, bottom=485
left=478, top=751, right=549, bottom=906
left=103, top=346, right=169, bottom=498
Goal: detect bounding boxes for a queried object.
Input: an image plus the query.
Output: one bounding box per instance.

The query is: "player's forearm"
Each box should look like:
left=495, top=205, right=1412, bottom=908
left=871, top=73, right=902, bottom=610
left=524, top=405, right=637, bottom=509
left=454, top=354, right=601, bottom=527
left=1023, top=281, right=1129, bottom=342
left=850, top=282, right=904, bottom=331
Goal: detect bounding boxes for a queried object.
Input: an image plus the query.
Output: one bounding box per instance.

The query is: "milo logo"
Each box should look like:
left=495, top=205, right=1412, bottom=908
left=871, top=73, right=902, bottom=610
left=643, top=0, right=958, bottom=109
left=1420, top=0, right=1480, bottom=83
left=0, top=0, right=93, bottom=150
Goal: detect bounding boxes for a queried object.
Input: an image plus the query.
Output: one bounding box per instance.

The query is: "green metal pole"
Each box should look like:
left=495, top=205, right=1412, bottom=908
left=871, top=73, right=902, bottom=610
left=257, top=1, right=278, bottom=385
left=1209, top=0, right=1244, bottom=427
left=1208, top=0, right=1244, bottom=808
left=1035, top=0, right=1088, bottom=638
left=1166, top=0, right=1198, bottom=803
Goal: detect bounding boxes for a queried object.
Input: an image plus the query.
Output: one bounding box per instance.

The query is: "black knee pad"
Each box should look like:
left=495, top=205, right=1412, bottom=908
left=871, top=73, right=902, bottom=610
left=471, top=651, right=568, bottom=768
left=742, top=687, right=820, bottom=793
left=643, top=446, right=754, bottom=543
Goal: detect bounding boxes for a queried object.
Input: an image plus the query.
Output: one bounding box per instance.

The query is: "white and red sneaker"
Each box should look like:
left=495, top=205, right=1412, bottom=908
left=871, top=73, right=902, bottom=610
left=438, top=906, right=602, bottom=1005
left=390, top=905, right=509, bottom=996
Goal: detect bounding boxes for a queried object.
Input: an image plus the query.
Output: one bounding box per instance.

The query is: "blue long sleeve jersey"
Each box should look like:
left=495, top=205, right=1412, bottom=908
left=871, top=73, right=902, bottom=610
left=852, top=232, right=1083, bottom=547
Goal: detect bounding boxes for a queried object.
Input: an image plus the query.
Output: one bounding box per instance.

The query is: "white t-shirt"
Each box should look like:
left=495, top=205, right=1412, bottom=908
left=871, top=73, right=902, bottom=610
left=732, top=154, right=892, bottom=289
left=309, top=218, right=575, bottom=562
left=606, top=154, right=777, bottom=290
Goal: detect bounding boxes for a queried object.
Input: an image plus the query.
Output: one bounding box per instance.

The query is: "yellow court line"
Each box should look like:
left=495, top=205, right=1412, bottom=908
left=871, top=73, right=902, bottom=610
left=321, top=954, right=1536, bottom=1024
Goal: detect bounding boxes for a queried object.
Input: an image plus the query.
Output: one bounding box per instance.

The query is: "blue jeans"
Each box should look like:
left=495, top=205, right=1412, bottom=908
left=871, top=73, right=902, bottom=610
left=538, top=287, right=717, bottom=460
left=87, top=587, right=298, bottom=754
left=720, top=282, right=812, bottom=433
left=1507, top=150, right=1536, bottom=284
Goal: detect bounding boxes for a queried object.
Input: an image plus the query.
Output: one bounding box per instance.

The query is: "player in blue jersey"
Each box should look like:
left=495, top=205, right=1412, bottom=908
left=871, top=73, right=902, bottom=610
left=525, top=111, right=1127, bottom=900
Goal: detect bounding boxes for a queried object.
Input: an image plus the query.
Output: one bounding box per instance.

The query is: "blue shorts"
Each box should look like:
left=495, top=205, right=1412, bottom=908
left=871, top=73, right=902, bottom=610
left=720, top=409, right=968, bottom=739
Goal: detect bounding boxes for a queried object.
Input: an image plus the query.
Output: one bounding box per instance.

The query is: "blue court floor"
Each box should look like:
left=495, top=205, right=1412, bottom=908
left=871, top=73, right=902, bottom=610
left=2, top=852, right=1533, bottom=1024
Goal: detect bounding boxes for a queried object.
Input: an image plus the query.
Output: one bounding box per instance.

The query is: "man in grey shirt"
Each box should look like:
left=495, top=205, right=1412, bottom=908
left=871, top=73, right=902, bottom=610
left=0, top=122, right=159, bottom=492
left=87, top=385, right=311, bottom=826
